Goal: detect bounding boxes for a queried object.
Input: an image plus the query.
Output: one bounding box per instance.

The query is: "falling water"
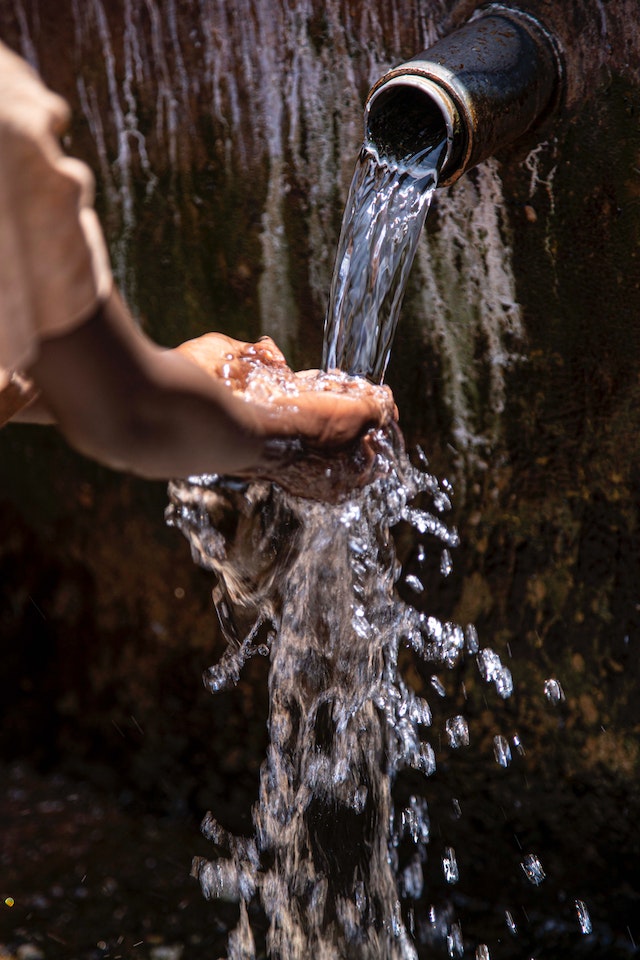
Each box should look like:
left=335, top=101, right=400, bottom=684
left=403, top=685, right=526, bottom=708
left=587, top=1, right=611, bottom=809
left=167, top=431, right=515, bottom=959
left=323, top=134, right=445, bottom=383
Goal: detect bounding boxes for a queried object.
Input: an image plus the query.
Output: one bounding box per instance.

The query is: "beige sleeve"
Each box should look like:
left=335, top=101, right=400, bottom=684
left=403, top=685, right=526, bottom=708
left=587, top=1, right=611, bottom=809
left=0, top=41, right=112, bottom=390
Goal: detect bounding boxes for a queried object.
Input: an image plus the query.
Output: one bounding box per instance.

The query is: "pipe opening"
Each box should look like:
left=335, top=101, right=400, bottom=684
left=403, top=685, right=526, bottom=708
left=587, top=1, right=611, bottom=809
left=365, top=79, right=460, bottom=178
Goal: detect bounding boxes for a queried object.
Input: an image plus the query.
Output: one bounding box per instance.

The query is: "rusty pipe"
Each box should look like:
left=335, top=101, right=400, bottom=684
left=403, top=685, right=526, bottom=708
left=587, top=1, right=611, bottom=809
left=364, top=4, right=564, bottom=186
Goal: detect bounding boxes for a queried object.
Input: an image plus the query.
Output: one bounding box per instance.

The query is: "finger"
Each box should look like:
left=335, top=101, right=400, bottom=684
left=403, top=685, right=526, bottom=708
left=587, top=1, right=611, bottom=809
left=239, top=336, right=287, bottom=365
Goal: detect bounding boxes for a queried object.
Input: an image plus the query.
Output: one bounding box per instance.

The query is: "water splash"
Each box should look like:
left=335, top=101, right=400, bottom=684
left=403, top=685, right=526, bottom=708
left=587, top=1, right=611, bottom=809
left=575, top=899, right=592, bottom=935
left=167, top=429, right=492, bottom=958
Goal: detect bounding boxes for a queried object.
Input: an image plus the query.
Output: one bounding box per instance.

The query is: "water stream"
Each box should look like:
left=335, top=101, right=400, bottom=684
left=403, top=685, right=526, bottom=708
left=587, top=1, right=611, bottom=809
left=323, top=134, right=445, bottom=383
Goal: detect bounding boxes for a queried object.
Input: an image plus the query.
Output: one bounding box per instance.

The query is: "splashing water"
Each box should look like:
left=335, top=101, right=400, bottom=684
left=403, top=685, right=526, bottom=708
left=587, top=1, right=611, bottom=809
left=166, top=425, right=511, bottom=958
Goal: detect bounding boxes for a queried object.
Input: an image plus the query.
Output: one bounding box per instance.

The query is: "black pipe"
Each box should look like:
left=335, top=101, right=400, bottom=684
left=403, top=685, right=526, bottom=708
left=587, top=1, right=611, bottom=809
left=364, top=4, right=564, bottom=185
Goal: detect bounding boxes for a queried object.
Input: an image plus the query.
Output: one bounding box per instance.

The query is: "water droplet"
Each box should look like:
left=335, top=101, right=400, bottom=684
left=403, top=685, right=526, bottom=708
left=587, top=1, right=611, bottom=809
left=434, top=490, right=452, bottom=513
left=416, top=445, right=430, bottom=468
left=430, top=675, right=446, bottom=697
left=465, top=624, right=479, bottom=654
left=493, top=735, right=512, bottom=767
left=446, top=716, right=470, bottom=749
left=440, top=549, right=453, bottom=577
left=494, top=666, right=513, bottom=699
left=575, top=899, right=592, bottom=934
left=440, top=622, right=465, bottom=668
left=477, top=648, right=513, bottom=698
left=443, top=846, right=459, bottom=884
left=452, top=798, right=462, bottom=819
left=521, top=853, right=545, bottom=885
left=401, top=796, right=430, bottom=844
left=447, top=920, right=464, bottom=957
left=405, top=573, right=425, bottom=593
left=401, top=857, right=424, bottom=899
left=415, top=741, right=436, bottom=776
left=477, top=647, right=500, bottom=681
left=544, top=678, right=565, bottom=704
left=408, top=694, right=432, bottom=727
left=513, top=732, right=526, bottom=756
left=476, top=946, right=490, bottom=960
left=505, top=910, right=517, bottom=935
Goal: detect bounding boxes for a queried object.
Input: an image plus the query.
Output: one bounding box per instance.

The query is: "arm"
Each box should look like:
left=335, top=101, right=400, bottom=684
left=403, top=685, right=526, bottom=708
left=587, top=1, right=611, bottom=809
left=27, top=290, right=396, bottom=490
left=28, top=290, right=266, bottom=479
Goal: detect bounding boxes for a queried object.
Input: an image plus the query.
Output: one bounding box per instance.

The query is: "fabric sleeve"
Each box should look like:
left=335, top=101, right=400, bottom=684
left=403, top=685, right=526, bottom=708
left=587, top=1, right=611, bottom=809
left=0, top=41, right=113, bottom=390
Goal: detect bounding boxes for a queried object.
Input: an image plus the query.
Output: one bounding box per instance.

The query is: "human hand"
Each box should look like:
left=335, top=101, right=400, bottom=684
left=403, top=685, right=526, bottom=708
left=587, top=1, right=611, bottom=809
left=174, top=333, right=398, bottom=501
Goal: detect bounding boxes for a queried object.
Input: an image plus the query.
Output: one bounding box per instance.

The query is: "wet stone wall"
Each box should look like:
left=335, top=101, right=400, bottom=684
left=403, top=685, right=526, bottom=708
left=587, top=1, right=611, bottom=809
left=1, top=1, right=640, bottom=957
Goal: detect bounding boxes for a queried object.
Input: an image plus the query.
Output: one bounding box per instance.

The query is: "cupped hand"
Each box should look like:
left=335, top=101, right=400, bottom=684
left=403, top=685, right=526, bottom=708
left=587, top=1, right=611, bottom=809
left=175, top=333, right=397, bottom=444
left=174, top=333, right=398, bottom=501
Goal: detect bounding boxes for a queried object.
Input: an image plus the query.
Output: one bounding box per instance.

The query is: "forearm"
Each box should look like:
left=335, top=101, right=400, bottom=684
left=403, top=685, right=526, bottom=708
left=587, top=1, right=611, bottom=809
left=28, top=292, right=266, bottom=480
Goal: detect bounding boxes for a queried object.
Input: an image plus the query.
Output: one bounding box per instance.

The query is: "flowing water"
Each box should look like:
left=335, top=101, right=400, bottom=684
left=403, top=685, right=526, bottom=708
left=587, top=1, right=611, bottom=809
left=322, top=135, right=445, bottom=383
left=167, top=436, right=515, bottom=959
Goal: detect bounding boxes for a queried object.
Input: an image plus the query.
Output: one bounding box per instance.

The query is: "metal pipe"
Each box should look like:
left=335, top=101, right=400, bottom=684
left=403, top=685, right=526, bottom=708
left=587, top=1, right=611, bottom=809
left=364, top=4, right=564, bottom=186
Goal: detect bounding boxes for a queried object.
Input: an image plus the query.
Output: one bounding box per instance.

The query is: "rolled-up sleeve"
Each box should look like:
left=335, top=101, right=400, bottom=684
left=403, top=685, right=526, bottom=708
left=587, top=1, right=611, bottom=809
left=0, top=41, right=112, bottom=389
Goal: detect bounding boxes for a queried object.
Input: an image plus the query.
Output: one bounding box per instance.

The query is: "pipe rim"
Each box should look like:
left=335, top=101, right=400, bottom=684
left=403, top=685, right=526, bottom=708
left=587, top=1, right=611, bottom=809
left=365, top=69, right=472, bottom=186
